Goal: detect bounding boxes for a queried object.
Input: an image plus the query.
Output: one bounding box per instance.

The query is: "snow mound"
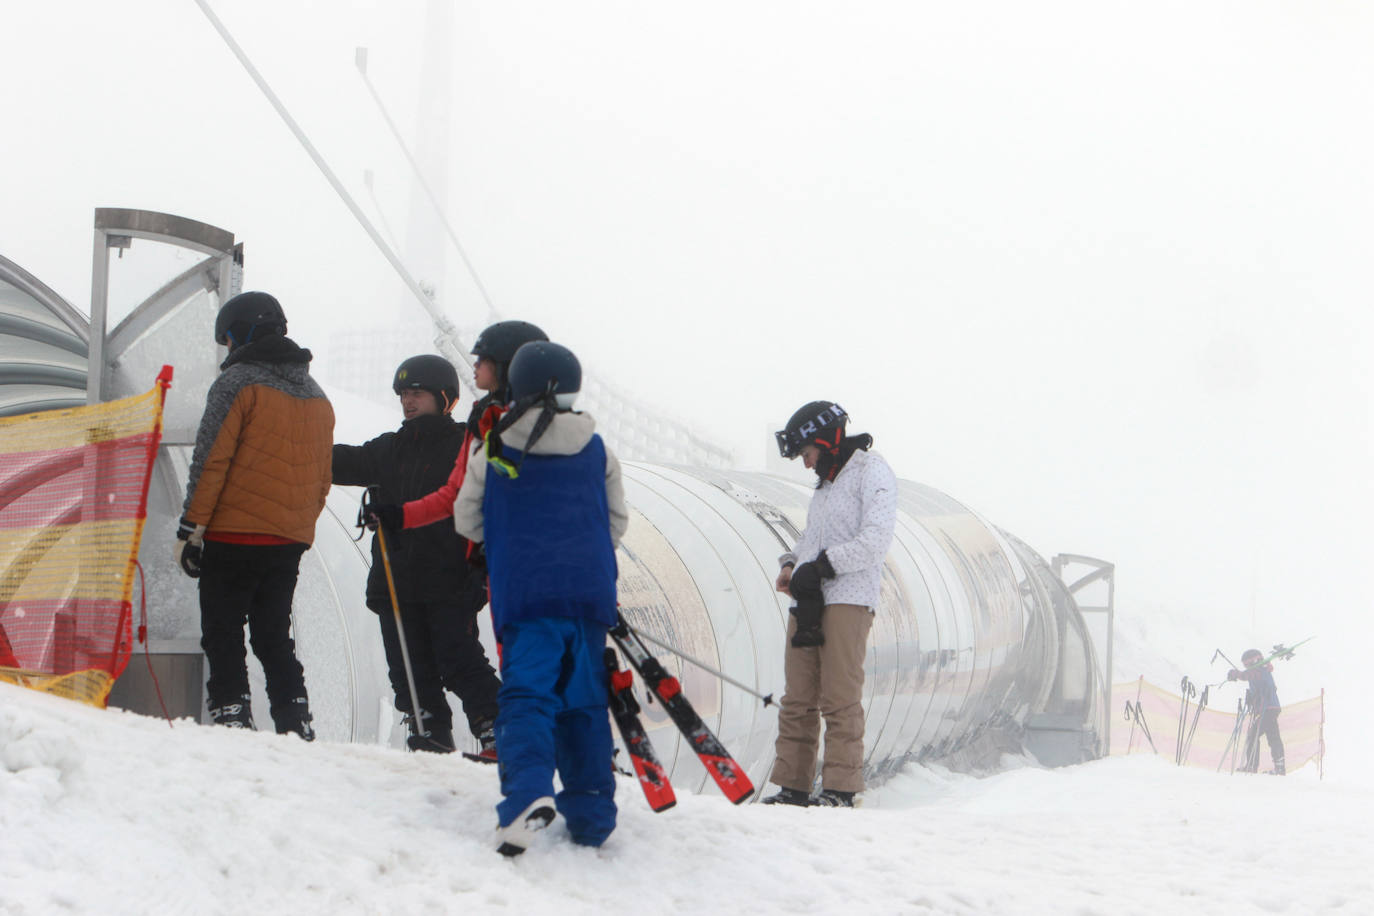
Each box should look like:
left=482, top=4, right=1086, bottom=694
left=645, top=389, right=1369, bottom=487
left=3, top=683, right=1371, bottom=915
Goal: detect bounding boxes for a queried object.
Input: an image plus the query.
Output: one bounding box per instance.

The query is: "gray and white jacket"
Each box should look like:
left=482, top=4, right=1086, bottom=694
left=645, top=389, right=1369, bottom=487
left=452, top=409, right=629, bottom=546
left=781, top=449, right=898, bottom=609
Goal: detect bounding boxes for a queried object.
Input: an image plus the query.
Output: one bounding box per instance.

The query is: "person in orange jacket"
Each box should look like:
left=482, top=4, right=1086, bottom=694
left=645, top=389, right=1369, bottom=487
left=175, top=291, right=333, bottom=740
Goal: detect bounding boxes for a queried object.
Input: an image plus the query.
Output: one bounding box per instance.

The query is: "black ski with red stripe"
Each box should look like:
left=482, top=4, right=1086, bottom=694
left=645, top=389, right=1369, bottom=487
left=609, top=615, right=755, bottom=804
left=604, top=648, right=676, bottom=812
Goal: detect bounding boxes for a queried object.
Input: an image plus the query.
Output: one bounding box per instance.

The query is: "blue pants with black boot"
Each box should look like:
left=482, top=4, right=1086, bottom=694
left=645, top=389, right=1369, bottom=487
left=495, top=617, right=616, bottom=847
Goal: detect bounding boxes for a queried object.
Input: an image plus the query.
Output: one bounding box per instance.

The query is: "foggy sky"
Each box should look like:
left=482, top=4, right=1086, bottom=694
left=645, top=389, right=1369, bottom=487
left=4, top=1, right=1371, bottom=693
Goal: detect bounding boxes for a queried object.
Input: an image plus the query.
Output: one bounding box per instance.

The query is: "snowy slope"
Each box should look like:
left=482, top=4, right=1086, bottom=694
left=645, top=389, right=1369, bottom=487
left=3, top=682, right=1369, bottom=916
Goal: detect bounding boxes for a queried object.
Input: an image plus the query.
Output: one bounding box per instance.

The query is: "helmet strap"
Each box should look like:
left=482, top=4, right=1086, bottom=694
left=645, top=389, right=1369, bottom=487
left=814, top=428, right=844, bottom=480
left=487, top=390, right=559, bottom=477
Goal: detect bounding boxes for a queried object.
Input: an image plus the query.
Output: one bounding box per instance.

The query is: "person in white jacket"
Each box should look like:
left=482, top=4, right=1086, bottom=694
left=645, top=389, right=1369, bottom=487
left=762, top=401, right=898, bottom=808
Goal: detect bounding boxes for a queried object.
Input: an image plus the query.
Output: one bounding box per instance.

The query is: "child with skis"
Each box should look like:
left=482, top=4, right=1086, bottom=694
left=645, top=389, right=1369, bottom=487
left=451, top=340, right=629, bottom=856
left=1229, top=648, right=1286, bottom=775
left=332, top=355, right=500, bottom=755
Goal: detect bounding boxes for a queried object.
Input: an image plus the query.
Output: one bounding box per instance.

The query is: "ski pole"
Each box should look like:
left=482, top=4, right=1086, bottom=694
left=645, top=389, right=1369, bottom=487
left=620, top=618, right=775, bottom=707
left=1125, top=701, right=1156, bottom=753
left=1218, top=697, right=1247, bottom=774
left=361, top=487, right=427, bottom=748
left=1209, top=649, right=1242, bottom=689
left=1176, top=676, right=1194, bottom=765
left=1240, top=702, right=1264, bottom=774
left=1212, top=648, right=1240, bottom=671
left=1180, top=685, right=1207, bottom=766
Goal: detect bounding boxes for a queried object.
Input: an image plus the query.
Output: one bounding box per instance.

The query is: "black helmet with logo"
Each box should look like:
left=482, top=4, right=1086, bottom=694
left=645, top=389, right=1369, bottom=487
left=393, top=354, right=460, bottom=414
left=775, top=401, right=848, bottom=459
left=215, top=291, right=287, bottom=347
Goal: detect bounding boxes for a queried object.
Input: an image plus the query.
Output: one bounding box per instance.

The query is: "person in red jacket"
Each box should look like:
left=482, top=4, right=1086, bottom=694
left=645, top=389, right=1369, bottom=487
left=365, top=321, right=547, bottom=537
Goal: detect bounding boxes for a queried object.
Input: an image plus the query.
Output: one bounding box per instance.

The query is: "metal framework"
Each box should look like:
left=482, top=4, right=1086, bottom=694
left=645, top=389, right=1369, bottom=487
left=0, top=254, right=91, bottom=416
left=1052, top=553, right=1115, bottom=751
left=88, top=208, right=242, bottom=406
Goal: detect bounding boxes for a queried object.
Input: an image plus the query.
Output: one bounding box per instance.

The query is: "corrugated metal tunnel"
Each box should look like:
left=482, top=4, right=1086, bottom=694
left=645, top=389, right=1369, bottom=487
left=2, top=217, right=1108, bottom=793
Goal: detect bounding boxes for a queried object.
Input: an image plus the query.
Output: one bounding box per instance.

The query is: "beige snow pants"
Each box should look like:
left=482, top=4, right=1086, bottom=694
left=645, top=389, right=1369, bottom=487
left=770, top=603, right=872, bottom=794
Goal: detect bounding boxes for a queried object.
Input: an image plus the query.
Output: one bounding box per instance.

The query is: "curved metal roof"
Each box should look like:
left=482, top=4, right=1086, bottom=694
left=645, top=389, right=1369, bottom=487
left=0, top=255, right=89, bottom=417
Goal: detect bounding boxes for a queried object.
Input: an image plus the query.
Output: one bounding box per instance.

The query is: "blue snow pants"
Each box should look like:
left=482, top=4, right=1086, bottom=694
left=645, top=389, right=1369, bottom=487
left=495, top=617, right=616, bottom=846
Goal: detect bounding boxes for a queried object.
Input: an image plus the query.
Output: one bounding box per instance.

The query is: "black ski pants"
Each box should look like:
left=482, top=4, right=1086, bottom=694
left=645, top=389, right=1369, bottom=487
left=199, top=540, right=310, bottom=730
left=378, top=599, right=500, bottom=738
left=1243, top=708, right=1285, bottom=774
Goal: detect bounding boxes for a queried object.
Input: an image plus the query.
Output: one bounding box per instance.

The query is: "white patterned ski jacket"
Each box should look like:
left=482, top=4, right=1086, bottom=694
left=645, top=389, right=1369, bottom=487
left=781, top=448, right=898, bottom=610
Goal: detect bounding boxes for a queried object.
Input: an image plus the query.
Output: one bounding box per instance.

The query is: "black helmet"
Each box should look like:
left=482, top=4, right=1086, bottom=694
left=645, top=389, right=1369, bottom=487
left=1242, top=648, right=1263, bottom=665
left=508, top=341, right=581, bottom=409
left=215, top=291, right=287, bottom=346
left=471, top=320, right=549, bottom=365
left=393, top=354, right=460, bottom=413
left=776, top=401, right=847, bottom=459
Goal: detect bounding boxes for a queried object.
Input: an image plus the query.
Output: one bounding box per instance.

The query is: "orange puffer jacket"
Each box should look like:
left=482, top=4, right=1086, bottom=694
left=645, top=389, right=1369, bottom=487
left=182, top=335, right=334, bottom=544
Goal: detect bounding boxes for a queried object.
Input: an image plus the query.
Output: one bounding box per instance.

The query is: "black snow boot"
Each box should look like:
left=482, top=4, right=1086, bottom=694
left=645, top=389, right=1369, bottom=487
left=474, top=717, right=497, bottom=761
left=760, top=787, right=813, bottom=807
left=273, top=696, right=316, bottom=742
left=812, top=788, right=857, bottom=807
left=404, top=709, right=455, bottom=753
left=208, top=694, right=255, bottom=729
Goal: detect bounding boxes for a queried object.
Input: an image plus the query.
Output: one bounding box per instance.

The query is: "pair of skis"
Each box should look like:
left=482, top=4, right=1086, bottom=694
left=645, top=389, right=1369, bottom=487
left=604, top=614, right=755, bottom=811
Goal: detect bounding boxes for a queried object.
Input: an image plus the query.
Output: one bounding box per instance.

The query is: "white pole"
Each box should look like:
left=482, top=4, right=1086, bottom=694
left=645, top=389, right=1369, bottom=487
left=190, top=0, right=478, bottom=394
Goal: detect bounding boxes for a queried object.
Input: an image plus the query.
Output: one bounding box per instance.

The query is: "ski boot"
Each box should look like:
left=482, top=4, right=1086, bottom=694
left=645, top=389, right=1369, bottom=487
left=496, top=796, right=557, bottom=857
left=273, top=696, right=316, bottom=742
left=404, top=708, right=455, bottom=753
left=812, top=788, right=857, bottom=808
left=760, top=787, right=813, bottom=807
left=474, top=717, right=497, bottom=761
left=208, top=694, right=255, bottom=729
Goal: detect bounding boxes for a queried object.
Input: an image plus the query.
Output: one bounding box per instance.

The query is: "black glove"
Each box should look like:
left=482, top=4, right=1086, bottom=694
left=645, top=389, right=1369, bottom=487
left=178, top=541, right=203, bottom=578
left=175, top=516, right=205, bottom=579
left=365, top=503, right=404, bottom=531
left=467, top=540, right=487, bottom=571
left=788, top=551, right=835, bottom=648
left=788, top=550, right=836, bottom=600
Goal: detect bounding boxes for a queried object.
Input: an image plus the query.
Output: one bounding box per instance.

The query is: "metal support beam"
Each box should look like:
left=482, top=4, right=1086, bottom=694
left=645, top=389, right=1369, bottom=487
left=1053, top=553, right=1115, bottom=752
left=87, top=209, right=238, bottom=403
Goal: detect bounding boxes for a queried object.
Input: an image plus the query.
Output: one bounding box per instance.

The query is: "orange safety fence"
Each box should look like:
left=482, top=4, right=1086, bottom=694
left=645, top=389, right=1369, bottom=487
left=1111, top=677, right=1324, bottom=776
left=0, top=367, right=171, bottom=706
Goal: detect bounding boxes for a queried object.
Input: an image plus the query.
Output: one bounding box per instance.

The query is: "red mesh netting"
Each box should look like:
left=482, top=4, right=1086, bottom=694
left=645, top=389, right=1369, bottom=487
left=0, top=369, right=170, bottom=706
left=1111, top=677, right=1324, bottom=775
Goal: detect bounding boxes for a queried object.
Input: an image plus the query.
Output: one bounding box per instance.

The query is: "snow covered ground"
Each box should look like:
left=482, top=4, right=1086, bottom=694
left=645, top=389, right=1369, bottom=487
left=4, top=676, right=1369, bottom=916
